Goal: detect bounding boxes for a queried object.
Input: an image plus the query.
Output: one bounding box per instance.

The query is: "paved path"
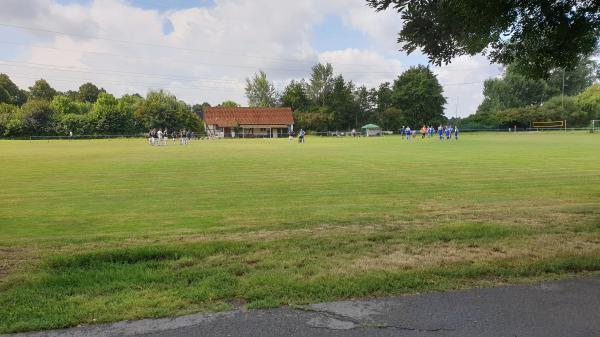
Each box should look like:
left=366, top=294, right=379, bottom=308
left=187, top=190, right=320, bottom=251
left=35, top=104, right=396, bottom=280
left=7, top=277, right=600, bottom=337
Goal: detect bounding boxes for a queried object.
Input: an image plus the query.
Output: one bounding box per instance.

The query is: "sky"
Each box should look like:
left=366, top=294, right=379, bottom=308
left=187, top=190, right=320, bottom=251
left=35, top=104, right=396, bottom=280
left=0, top=0, right=504, bottom=117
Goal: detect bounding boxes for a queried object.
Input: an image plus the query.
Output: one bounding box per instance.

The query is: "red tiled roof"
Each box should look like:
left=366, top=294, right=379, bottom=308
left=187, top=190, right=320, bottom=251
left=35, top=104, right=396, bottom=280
left=204, top=107, right=294, bottom=127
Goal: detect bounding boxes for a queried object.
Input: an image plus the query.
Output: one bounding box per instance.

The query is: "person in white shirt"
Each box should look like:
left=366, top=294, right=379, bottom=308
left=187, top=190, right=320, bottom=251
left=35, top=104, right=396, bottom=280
left=157, top=129, right=163, bottom=145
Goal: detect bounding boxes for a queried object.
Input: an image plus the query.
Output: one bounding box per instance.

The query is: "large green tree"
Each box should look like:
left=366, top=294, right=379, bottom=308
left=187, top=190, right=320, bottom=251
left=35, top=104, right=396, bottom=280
left=353, top=85, right=375, bottom=127
left=576, top=84, right=600, bottom=121
left=92, top=93, right=132, bottom=133
left=369, top=82, right=394, bottom=126
left=118, top=94, right=145, bottom=132
left=391, top=65, right=447, bottom=127
left=29, top=79, right=57, bottom=101
left=328, top=75, right=357, bottom=130
left=218, top=100, right=240, bottom=108
left=245, top=70, right=279, bottom=107
left=78, top=82, right=104, bottom=103
left=0, top=74, right=27, bottom=106
left=281, top=80, right=310, bottom=112
left=546, top=56, right=599, bottom=96
left=367, top=0, right=600, bottom=78
left=477, top=67, right=553, bottom=116
left=380, top=107, right=405, bottom=130
left=135, top=90, right=202, bottom=131
left=19, top=99, right=55, bottom=134
left=307, top=63, right=334, bottom=107
left=50, top=95, right=80, bottom=115
left=0, top=103, right=18, bottom=136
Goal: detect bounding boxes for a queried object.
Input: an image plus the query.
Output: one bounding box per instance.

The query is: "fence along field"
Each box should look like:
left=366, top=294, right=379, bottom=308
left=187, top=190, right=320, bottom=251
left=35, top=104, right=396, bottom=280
left=0, top=133, right=599, bottom=333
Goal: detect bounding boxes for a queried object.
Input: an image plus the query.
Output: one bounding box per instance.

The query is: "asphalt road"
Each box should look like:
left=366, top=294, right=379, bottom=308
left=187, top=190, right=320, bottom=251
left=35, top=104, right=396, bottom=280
left=7, top=276, right=600, bottom=337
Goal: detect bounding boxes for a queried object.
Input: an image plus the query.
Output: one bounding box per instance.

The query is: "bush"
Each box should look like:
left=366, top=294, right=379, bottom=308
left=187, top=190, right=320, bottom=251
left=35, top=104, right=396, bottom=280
left=56, top=114, right=94, bottom=135
left=19, top=100, right=55, bottom=135
left=0, top=103, right=17, bottom=136
left=576, top=84, right=600, bottom=121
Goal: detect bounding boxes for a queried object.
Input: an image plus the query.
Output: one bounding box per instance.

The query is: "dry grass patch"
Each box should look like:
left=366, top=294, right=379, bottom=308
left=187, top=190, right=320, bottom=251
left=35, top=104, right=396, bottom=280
left=349, top=232, right=600, bottom=272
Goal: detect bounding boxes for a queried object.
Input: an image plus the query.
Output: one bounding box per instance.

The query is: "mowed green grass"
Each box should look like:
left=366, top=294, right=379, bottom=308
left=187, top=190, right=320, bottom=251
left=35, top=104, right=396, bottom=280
left=1, top=133, right=599, bottom=333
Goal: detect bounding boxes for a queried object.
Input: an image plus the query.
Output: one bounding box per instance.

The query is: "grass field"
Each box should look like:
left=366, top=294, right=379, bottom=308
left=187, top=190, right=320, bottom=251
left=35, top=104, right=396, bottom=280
left=1, top=133, right=599, bottom=333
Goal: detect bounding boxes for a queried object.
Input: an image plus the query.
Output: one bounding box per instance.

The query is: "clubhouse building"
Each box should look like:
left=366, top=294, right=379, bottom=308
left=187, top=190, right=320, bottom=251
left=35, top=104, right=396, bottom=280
left=204, top=107, right=294, bottom=138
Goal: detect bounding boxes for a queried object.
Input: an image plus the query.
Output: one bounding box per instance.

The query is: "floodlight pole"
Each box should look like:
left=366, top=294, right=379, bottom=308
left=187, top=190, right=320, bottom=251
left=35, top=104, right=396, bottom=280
left=562, top=68, right=565, bottom=109
left=455, top=97, right=459, bottom=119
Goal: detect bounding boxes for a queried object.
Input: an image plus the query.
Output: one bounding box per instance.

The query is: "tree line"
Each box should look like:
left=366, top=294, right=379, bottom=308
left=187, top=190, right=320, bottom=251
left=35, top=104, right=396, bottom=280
left=0, top=76, right=203, bottom=136
left=0, top=63, right=449, bottom=136
left=3, top=57, right=597, bottom=137
left=461, top=56, right=600, bottom=129
left=245, top=63, right=447, bottom=131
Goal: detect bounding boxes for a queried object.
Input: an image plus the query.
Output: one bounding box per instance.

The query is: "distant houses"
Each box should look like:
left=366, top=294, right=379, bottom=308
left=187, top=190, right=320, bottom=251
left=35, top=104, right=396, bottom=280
left=204, top=107, right=294, bottom=138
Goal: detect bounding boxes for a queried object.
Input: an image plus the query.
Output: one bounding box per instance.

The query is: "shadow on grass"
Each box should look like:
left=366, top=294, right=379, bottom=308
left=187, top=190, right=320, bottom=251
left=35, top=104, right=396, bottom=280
left=406, top=222, right=536, bottom=243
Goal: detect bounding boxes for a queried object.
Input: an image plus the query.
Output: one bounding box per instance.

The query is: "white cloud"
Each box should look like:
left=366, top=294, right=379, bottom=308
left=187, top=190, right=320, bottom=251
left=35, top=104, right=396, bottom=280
left=318, top=48, right=402, bottom=87
left=434, top=56, right=503, bottom=117
left=341, top=3, right=403, bottom=52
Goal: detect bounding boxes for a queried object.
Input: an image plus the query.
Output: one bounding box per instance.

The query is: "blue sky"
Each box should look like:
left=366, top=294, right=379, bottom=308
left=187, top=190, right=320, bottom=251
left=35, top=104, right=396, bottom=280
left=311, top=16, right=370, bottom=52
left=0, top=0, right=502, bottom=116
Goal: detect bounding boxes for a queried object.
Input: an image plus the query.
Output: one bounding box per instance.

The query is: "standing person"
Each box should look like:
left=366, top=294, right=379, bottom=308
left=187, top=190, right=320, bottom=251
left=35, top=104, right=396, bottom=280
left=163, top=129, right=168, bottom=146
left=187, top=130, right=192, bottom=144
left=420, top=126, right=427, bottom=139
left=172, top=130, right=176, bottom=144
left=454, top=126, right=459, bottom=140
left=445, top=126, right=451, bottom=140
left=351, top=128, right=356, bottom=137
left=438, top=125, right=444, bottom=140
left=405, top=126, right=411, bottom=140
left=157, top=128, right=163, bottom=146
left=299, top=129, right=305, bottom=143
left=400, top=126, right=405, bottom=138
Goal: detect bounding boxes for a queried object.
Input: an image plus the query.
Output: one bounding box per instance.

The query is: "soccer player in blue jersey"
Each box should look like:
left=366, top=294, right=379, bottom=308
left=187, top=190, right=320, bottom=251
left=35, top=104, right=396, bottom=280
left=445, top=126, right=451, bottom=140
left=438, top=125, right=443, bottom=140
left=405, top=126, right=411, bottom=140
left=454, top=127, right=459, bottom=140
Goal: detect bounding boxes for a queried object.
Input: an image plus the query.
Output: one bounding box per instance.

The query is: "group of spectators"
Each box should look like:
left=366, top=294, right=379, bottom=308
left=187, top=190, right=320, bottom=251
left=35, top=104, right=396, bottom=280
left=148, top=128, right=193, bottom=146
